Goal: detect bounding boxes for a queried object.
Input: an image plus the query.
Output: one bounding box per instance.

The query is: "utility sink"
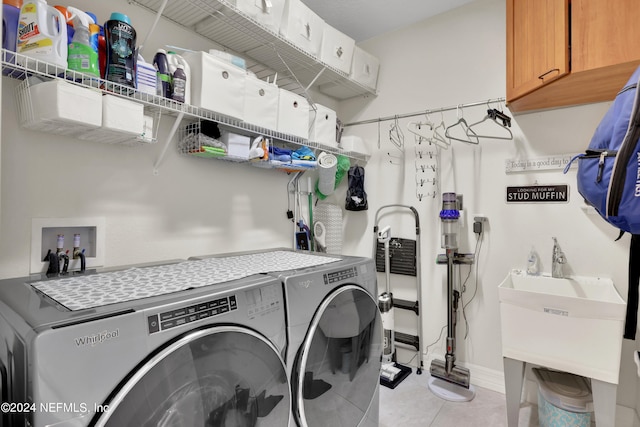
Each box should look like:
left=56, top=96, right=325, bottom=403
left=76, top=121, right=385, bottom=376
left=498, top=269, right=626, bottom=384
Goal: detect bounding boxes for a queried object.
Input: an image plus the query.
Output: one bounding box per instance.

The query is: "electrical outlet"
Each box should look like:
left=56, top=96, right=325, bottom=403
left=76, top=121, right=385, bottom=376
left=473, top=214, right=488, bottom=223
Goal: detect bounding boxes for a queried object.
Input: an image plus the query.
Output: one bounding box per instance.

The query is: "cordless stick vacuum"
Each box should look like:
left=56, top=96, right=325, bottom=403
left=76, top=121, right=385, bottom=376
left=429, top=193, right=475, bottom=400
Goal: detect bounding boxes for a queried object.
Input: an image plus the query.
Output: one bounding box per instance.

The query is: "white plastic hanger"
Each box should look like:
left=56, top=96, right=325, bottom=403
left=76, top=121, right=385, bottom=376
left=407, top=112, right=450, bottom=149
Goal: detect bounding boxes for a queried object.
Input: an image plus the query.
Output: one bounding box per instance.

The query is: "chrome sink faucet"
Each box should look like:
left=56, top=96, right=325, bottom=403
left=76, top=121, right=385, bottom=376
left=552, top=237, right=566, bottom=278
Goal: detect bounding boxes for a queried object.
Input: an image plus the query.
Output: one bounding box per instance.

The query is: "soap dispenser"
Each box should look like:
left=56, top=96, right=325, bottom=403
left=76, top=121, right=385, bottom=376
left=526, top=246, right=539, bottom=275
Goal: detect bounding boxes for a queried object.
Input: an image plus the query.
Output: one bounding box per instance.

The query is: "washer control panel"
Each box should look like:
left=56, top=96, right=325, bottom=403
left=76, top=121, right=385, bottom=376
left=147, top=295, right=237, bottom=334
left=323, top=266, right=358, bottom=285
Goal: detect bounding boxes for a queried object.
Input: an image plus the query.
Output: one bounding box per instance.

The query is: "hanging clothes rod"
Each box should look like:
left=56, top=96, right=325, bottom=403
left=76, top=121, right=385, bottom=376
left=343, top=97, right=506, bottom=127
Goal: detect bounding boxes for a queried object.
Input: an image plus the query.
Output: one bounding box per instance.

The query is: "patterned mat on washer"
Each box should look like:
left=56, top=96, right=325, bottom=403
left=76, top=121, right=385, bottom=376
left=31, top=251, right=341, bottom=311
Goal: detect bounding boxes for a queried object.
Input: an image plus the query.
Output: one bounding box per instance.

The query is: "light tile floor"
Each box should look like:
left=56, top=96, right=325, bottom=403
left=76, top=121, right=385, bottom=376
left=379, top=372, right=538, bottom=427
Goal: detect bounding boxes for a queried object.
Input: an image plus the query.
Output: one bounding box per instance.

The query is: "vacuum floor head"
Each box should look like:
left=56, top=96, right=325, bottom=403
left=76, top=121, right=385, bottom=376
left=429, top=359, right=471, bottom=389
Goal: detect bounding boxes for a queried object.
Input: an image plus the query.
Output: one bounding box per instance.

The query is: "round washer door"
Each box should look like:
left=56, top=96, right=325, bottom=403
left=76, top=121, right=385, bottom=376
left=93, top=326, right=290, bottom=427
left=294, top=285, right=382, bottom=427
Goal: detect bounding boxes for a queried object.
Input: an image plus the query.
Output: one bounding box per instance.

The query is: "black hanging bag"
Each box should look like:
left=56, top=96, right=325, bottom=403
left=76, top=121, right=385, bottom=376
left=345, top=166, right=368, bottom=211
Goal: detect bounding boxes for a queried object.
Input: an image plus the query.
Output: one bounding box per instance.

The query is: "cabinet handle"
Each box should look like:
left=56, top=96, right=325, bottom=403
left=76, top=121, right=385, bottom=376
left=538, top=68, right=560, bottom=80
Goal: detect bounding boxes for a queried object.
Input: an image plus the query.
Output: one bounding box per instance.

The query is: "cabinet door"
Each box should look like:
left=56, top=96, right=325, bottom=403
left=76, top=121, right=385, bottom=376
left=572, top=0, right=640, bottom=73
left=507, top=0, right=569, bottom=102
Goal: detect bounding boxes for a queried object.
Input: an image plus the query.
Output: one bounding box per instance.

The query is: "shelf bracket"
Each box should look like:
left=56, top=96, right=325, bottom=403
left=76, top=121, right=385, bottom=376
left=138, top=0, right=170, bottom=56
left=153, top=112, right=185, bottom=175
left=305, top=67, right=327, bottom=93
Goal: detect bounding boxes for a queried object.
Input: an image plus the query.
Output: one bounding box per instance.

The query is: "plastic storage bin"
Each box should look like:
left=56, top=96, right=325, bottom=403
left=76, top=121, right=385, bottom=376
left=183, top=51, right=247, bottom=121
left=533, top=368, right=593, bottom=427
left=243, top=75, right=279, bottom=130
left=279, top=0, right=324, bottom=57
left=319, top=25, right=355, bottom=74
left=17, top=78, right=102, bottom=135
left=309, top=103, right=337, bottom=146
left=277, top=88, right=309, bottom=139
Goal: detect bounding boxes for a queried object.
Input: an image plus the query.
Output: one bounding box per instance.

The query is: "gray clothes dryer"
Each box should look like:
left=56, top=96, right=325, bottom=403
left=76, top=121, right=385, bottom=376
left=0, top=260, right=291, bottom=427
left=269, top=251, right=382, bottom=427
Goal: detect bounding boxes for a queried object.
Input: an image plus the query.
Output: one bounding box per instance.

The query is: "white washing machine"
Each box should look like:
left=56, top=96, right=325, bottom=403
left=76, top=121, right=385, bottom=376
left=268, top=250, right=382, bottom=427
left=0, top=259, right=291, bottom=427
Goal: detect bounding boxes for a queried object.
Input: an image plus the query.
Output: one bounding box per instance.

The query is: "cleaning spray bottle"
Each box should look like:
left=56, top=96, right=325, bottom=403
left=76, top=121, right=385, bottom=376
left=66, top=7, right=99, bottom=78
left=17, top=0, right=67, bottom=69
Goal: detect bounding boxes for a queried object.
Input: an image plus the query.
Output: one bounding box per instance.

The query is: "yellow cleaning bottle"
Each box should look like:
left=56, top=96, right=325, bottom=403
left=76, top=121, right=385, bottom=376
left=17, top=0, right=67, bottom=70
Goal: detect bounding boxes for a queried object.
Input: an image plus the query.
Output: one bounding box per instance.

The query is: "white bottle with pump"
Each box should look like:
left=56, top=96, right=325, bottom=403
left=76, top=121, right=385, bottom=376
left=66, top=7, right=99, bottom=79
left=17, top=0, right=67, bottom=69
left=167, top=51, right=191, bottom=104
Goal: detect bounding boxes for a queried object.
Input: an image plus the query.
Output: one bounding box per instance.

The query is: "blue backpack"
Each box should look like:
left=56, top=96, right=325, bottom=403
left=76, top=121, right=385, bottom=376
left=567, top=65, right=640, bottom=339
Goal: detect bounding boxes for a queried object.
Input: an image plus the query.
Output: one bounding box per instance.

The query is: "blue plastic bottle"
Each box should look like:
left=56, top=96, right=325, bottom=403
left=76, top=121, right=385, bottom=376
left=3, top=0, right=22, bottom=52
left=104, top=12, right=136, bottom=88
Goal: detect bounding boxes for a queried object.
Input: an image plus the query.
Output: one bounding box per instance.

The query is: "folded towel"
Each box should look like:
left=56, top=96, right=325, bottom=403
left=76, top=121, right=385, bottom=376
left=292, top=146, right=316, bottom=161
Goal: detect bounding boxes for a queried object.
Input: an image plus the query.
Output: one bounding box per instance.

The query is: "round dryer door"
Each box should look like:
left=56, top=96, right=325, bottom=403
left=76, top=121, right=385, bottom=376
left=294, top=285, right=382, bottom=427
left=93, top=326, right=290, bottom=427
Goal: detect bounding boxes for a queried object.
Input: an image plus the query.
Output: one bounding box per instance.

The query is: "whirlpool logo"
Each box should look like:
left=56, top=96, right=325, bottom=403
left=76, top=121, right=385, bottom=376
left=74, top=329, right=120, bottom=347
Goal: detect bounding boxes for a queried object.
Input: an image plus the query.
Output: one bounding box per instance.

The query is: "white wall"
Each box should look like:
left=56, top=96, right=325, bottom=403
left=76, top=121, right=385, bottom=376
left=338, top=0, right=637, bottom=408
left=0, top=0, right=306, bottom=278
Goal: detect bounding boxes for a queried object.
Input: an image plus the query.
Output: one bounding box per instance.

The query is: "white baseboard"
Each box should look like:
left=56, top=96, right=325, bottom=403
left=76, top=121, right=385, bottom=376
left=464, top=361, right=506, bottom=394
left=422, top=355, right=506, bottom=394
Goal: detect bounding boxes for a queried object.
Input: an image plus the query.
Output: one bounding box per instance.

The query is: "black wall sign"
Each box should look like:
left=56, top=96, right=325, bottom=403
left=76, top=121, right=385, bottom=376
left=506, top=185, right=569, bottom=203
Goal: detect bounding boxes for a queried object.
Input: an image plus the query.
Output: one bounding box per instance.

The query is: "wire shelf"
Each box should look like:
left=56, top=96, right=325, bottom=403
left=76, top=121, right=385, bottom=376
left=13, top=75, right=159, bottom=146
left=177, top=120, right=318, bottom=172
left=130, top=0, right=377, bottom=100
left=3, top=49, right=369, bottom=163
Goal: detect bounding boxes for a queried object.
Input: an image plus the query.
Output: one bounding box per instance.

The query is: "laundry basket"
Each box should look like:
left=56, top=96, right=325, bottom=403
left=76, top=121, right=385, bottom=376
left=533, top=368, right=593, bottom=427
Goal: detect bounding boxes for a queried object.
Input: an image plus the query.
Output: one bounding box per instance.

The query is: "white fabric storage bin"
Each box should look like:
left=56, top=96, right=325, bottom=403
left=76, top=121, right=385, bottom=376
left=78, top=95, right=145, bottom=144
left=183, top=51, right=246, bottom=121
left=339, top=135, right=370, bottom=156
left=350, top=46, right=380, bottom=90
left=277, top=89, right=309, bottom=139
left=101, top=95, right=144, bottom=136
left=279, top=0, right=324, bottom=57
left=308, top=103, right=337, bottom=146
left=20, top=79, right=102, bottom=133
left=228, top=0, right=285, bottom=33
left=243, top=76, right=279, bottom=130
left=219, top=131, right=251, bottom=159
left=320, top=25, right=355, bottom=74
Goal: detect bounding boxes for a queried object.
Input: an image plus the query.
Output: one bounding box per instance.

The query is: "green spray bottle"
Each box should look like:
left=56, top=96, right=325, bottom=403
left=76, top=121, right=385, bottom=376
left=67, top=7, right=99, bottom=79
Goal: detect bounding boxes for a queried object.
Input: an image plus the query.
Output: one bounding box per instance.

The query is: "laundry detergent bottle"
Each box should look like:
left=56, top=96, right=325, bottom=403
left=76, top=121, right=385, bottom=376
left=104, top=12, right=136, bottom=88
left=3, top=0, right=22, bottom=52
left=17, top=0, right=67, bottom=69
left=167, top=51, right=191, bottom=104
left=153, top=48, right=171, bottom=98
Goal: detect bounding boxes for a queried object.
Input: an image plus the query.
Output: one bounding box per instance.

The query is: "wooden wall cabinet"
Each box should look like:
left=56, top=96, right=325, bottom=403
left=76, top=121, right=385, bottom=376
left=507, top=0, right=640, bottom=113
